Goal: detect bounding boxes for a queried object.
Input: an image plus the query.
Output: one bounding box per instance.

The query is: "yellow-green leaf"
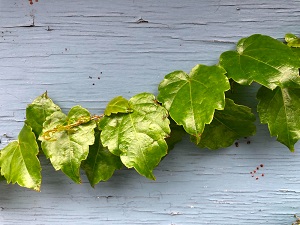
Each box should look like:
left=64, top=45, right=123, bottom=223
left=192, top=98, right=256, bottom=149
left=81, top=129, right=123, bottom=187
left=104, top=96, right=133, bottom=116
left=26, top=92, right=61, bottom=137
left=0, top=124, right=41, bottom=191
left=257, top=86, right=300, bottom=151
left=285, top=33, right=300, bottom=48
left=220, top=34, right=300, bottom=89
left=99, top=93, right=170, bottom=180
left=157, top=64, right=230, bottom=143
left=39, top=106, right=96, bottom=183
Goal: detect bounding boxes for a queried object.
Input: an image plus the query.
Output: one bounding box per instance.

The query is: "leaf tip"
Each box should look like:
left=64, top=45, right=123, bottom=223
left=195, top=134, right=201, bottom=145
left=144, top=171, right=156, bottom=181
left=34, top=186, right=41, bottom=192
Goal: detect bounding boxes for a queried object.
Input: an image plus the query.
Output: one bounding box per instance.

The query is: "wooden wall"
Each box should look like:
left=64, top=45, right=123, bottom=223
left=0, top=0, right=300, bottom=224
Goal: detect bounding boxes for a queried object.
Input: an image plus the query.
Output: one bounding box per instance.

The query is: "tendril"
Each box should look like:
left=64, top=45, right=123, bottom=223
left=41, top=114, right=103, bottom=141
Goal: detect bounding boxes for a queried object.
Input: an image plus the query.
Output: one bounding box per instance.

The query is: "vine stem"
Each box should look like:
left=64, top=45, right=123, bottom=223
left=41, top=114, right=103, bottom=141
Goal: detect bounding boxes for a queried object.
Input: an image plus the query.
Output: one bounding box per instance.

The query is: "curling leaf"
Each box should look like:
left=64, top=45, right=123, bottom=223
left=81, top=129, right=122, bottom=187
left=104, top=96, right=133, bottom=116
left=257, top=86, right=300, bottom=152
left=220, top=34, right=300, bottom=89
left=157, top=64, right=230, bottom=143
left=191, top=98, right=256, bottom=149
left=26, top=92, right=61, bottom=137
left=0, top=124, right=41, bottom=191
left=285, top=33, right=300, bottom=48
left=39, top=106, right=96, bottom=183
left=99, top=93, right=170, bottom=180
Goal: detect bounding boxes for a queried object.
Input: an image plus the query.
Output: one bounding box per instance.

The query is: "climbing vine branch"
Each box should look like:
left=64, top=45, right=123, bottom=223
left=0, top=33, right=299, bottom=191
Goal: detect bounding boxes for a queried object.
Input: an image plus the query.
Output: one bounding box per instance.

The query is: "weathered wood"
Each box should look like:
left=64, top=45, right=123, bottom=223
left=0, top=0, right=300, bottom=224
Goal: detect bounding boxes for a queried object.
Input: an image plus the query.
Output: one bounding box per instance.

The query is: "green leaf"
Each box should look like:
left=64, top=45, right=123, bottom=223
left=81, top=129, right=122, bottom=187
left=166, top=118, right=186, bottom=152
left=290, top=46, right=300, bottom=63
left=157, top=64, right=230, bottom=143
left=285, top=34, right=300, bottom=63
left=257, top=86, right=300, bottom=151
left=39, top=106, right=96, bottom=183
left=99, top=93, right=170, bottom=180
left=26, top=92, right=61, bottom=137
left=0, top=124, right=41, bottom=191
left=220, top=34, right=300, bottom=89
left=104, top=96, right=133, bottom=116
left=285, top=33, right=300, bottom=48
left=293, top=48, right=300, bottom=59
left=191, top=98, right=256, bottom=149
left=0, top=175, right=5, bottom=182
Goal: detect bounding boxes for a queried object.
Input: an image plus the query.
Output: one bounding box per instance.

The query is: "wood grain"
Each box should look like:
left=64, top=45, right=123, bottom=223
left=0, top=0, right=300, bottom=224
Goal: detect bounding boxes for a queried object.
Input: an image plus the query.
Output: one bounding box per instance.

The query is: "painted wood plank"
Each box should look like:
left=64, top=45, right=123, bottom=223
left=0, top=0, right=300, bottom=224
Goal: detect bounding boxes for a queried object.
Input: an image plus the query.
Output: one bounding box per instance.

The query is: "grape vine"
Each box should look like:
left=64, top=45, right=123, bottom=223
left=0, top=33, right=299, bottom=191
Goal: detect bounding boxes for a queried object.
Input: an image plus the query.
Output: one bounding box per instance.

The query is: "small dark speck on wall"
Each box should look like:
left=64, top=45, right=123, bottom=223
left=250, top=164, right=265, bottom=180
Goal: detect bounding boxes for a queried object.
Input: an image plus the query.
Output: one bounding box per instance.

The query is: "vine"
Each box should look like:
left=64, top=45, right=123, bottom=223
left=0, top=33, right=299, bottom=191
